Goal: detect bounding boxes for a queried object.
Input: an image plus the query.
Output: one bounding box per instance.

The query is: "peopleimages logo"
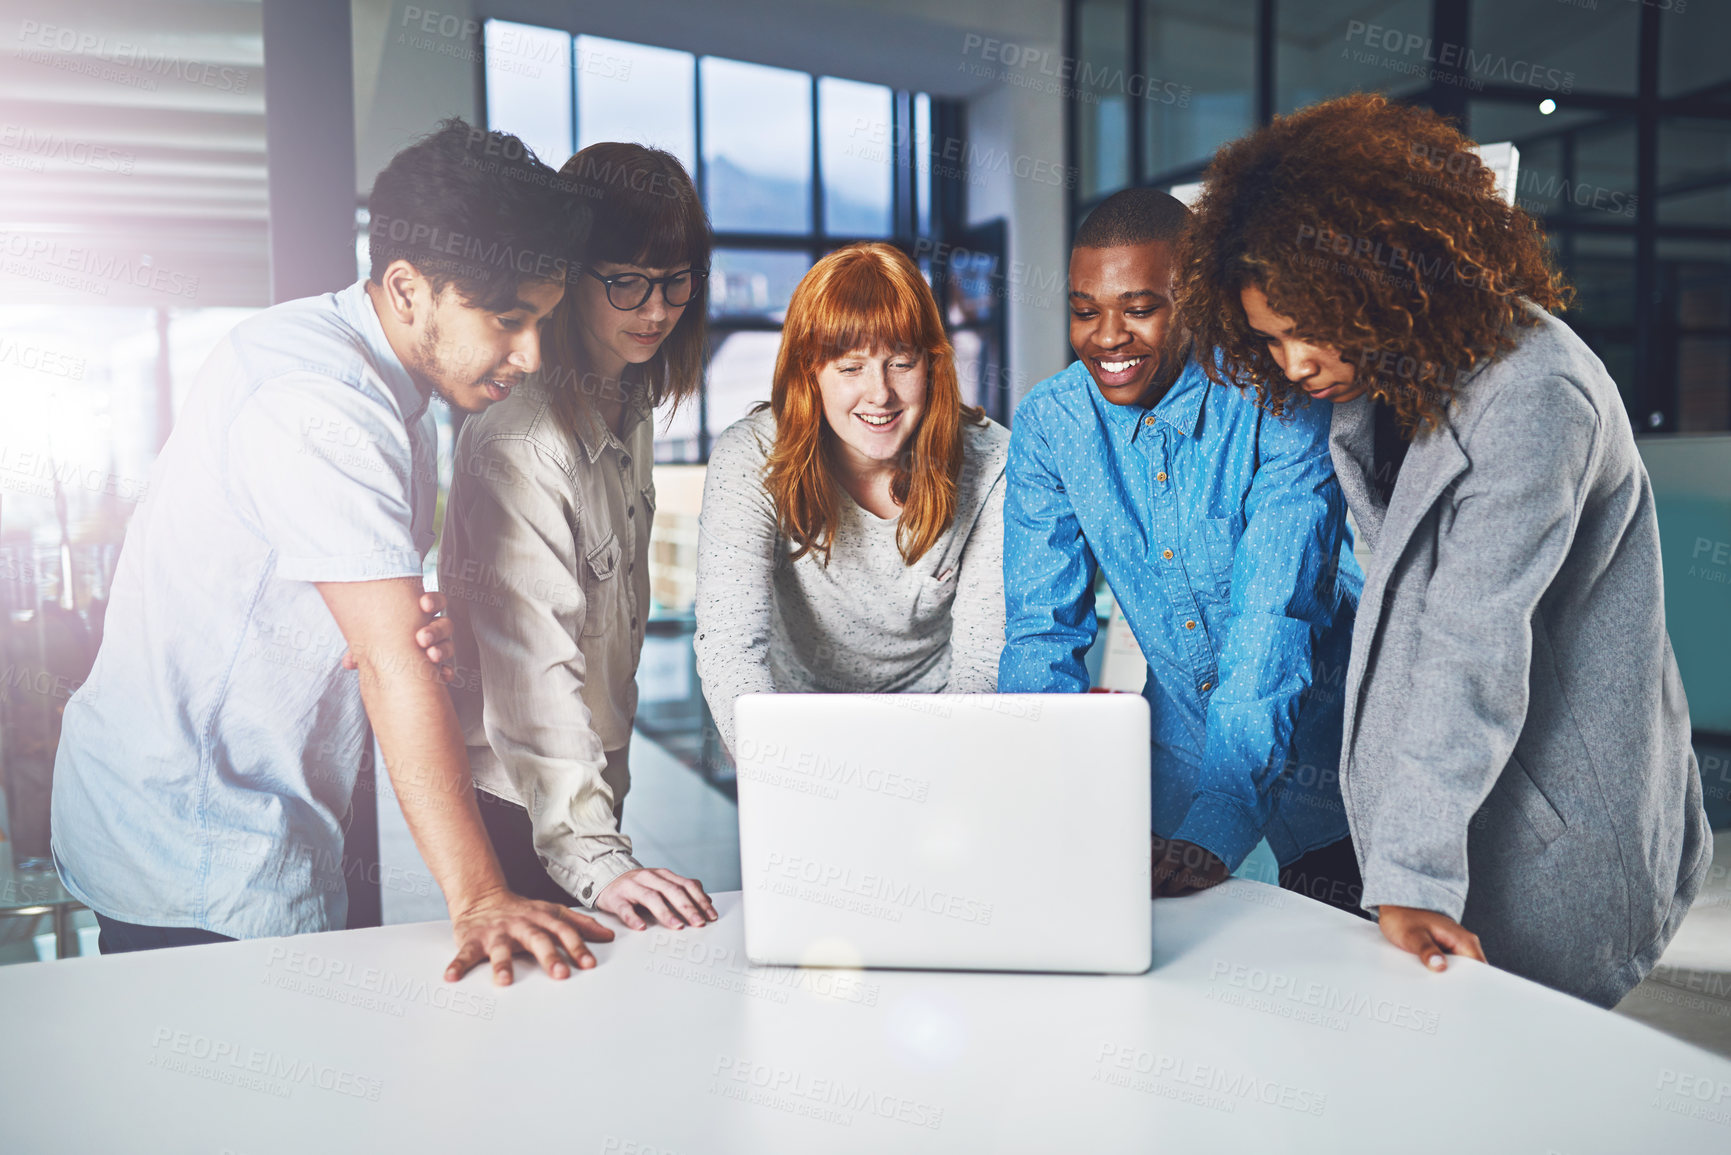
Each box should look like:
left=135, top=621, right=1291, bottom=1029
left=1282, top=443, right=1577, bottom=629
left=758, top=852, right=996, bottom=926
left=367, top=214, right=570, bottom=282
left=1343, top=21, right=1574, bottom=94
left=711, top=1055, right=945, bottom=1130
left=1092, top=1043, right=1328, bottom=1116
left=15, top=20, right=251, bottom=93
left=735, top=737, right=931, bottom=803
left=148, top=1027, right=383, bottom=1101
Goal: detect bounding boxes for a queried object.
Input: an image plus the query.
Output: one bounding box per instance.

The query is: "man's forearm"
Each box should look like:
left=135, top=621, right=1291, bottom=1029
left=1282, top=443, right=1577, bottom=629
left=353, top=651, right=507, bottom=914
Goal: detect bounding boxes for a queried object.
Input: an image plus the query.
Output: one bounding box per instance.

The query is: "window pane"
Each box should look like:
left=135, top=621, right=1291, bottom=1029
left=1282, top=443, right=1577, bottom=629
left=819, top=77, right=893, bottom=237
left=1664, top=241, right=1731, bottom=433
left=1662, top=2, right=1731, bottom=99
left=1277, top=0, right=1428, bottom=116
left=1471, top=0, right=1636, bottom=97
left=708, top=248, right=811, bottom=321
left=1469, top=103, right=1637, bottom=225
left=701, top=58, right=813, bottom=233
left=1661, top=120, right=1731, bottom=229
left=1142, top=0, right=1255, bottom=179
left=482, top=21, right=573, bottom=168
left=1558, top=233, right=1636, bottom=414
left=1077, top=0, right=1130, bottom=201
left=654, top=390, right=701, bottom=461
left=705, top=331, right=783, bottom=442
left=574, top=35, right=696, bottom=174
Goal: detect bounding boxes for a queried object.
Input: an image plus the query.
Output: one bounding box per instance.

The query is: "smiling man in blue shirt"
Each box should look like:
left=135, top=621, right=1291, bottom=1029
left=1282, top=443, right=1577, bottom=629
left=999, top=188, right=1364, bottom=912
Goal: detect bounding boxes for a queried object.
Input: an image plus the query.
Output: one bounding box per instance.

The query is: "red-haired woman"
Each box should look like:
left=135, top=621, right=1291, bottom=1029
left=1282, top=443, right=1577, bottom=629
left=694, top=242, right=1009, bottom=755
left=1178, top=92, right=1710, bottom=1006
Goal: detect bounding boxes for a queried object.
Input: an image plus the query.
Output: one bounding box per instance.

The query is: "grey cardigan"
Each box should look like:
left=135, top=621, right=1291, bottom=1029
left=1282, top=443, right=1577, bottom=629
left=1331, top=304, right=1711, bottom=1008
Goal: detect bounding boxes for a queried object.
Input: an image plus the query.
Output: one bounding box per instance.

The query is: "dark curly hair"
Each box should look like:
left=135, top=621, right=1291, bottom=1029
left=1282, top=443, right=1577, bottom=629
left=1177, top=93, right=1572, bottom=431
left=367, top=118, right=589, bottom=312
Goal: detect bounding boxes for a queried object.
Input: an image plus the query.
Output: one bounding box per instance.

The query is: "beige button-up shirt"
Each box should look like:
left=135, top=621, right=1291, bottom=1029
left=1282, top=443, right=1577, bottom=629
left=440, top=374, right=655, bottom=906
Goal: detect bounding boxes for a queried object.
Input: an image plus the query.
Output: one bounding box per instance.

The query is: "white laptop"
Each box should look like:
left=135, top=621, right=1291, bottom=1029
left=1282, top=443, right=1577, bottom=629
left=735, top=693, right=1152, bottom=974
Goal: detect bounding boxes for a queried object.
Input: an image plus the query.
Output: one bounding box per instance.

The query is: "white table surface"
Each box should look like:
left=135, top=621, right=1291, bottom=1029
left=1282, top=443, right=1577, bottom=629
left=3, top=881, right=1729, bottom=1154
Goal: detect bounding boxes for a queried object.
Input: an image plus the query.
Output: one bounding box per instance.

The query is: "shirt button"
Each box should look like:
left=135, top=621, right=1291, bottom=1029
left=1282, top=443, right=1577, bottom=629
left=1184, top=619, right=1196, bottom=630
left=581, top=883, right=593, bottom=900
left=627, top=505, right=635, bottom=518
left=1143, top=415, right=1156, bottom=427
left=628, top=561, right=635, bottom=575
left=1162, top=549, right=1174, bottom=560
left=1199, top=682, right=1212, bottom=692
left=621, top=454, right=632, bottom=469
left=1156, top=471, right=1167, bottom=482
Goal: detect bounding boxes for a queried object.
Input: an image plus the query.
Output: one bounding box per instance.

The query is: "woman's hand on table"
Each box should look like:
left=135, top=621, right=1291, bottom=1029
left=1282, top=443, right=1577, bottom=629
left=1377, top=904, right=1487, bottom=971
left=597, top=867, right=719, bottom=931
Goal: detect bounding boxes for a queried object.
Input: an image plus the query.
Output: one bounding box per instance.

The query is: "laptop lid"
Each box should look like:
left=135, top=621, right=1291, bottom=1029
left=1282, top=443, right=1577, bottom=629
left=735, top=693, right=1152, bottom=974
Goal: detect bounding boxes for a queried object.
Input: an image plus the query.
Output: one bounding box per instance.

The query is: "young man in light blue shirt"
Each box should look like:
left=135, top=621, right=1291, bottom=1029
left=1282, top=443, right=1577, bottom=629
left=51, top=120, right=635, bottom=982
left=999, top=188, right=1365, bottom=913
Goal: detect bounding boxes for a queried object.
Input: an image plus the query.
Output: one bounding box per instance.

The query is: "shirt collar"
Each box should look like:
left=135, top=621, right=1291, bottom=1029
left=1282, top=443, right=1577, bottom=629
left=569, top=370, right=654, bottom=464
left=1085, top=354, right=1208, bottom=441
left=338, top=279, right=430, bottom=425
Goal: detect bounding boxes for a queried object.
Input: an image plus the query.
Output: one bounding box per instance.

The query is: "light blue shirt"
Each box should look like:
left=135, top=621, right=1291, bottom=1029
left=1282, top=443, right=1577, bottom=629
left=51, top=280, right=437, bottom=939
left=998, top=357, right=1360, bottom=871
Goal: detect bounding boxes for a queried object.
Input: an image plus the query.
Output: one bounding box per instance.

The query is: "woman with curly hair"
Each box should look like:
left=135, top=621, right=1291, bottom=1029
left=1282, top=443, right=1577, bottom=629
left=694, top=242, right=1008, bottom=757
left=1178, top=92, right=1711, bottom=1007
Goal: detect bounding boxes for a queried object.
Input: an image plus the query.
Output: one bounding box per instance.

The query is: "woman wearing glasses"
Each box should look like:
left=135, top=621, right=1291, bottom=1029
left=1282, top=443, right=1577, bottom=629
left=694, top=242, right=1010, bottom=761
left=439, top=142, right=719, bottom=935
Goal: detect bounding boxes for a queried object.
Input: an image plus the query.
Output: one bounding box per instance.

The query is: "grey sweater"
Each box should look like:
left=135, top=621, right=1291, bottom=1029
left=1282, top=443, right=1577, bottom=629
left=1332, top=303, right=1712, bottom=1007
left=694, top=408, right=1010, bottom=754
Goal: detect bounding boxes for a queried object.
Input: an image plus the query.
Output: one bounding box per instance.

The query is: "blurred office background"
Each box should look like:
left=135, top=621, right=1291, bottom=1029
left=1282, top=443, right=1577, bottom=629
left=0, top=0, right=1728, bottom=1052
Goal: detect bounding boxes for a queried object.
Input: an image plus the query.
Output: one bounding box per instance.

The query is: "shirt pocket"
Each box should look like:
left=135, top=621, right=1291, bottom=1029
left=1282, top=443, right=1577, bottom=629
left=581, top=532, right=623, bottom=638
left=1187, top=514, right=1239, bottom=603
left=913, top=563, right=961, bottom=621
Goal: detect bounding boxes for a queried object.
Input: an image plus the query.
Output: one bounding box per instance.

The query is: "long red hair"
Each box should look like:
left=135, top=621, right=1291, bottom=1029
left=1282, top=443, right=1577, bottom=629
left=762, top=242, right=984, bottom=565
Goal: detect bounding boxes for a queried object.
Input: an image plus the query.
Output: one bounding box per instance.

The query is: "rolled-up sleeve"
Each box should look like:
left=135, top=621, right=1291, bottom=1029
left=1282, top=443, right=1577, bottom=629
left=1174, top=401, right=1346, bottom=872
left=692, top=419, right=781, bottom=756
left=998, top=407, right=1098, bottom=694
left=1357, top=378, right=1598, bottom=920
left=443, top=433, right=638, bottom=905
left=226, top=374, right=423, bottom=582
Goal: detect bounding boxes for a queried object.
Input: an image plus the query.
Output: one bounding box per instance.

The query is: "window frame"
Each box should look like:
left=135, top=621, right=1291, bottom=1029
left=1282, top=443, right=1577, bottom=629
left=477, top=25, right=957, bottom=462
left=1065, top=0, right=1731, bottom=433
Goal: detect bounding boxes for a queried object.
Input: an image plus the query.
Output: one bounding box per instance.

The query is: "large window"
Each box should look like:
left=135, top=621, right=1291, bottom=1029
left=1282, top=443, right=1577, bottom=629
left=481, top=21, right=944, bottom=463
left=1069, top=0, right=1731, bottom=434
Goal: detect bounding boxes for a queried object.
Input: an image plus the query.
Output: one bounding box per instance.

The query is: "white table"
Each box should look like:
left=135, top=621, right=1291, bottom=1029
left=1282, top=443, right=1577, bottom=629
left=3, top=882, right=1729, bottom=1154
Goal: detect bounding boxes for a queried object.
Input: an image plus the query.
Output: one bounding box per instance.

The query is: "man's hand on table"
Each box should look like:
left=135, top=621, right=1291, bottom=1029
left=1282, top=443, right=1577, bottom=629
left=446, top=887, right=616, bottom=986
left=1377, top=904, right=1487, bottom=972
left=342, top=591, right=454, bottom=683
left=1149, top=836, right=1231, bottom=897
left=597, top=868, right=719, bottom=931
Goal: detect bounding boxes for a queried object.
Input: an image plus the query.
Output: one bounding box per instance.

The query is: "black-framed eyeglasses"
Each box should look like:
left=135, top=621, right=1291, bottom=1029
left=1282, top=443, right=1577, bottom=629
left=584, top=266, right=707, bottom=311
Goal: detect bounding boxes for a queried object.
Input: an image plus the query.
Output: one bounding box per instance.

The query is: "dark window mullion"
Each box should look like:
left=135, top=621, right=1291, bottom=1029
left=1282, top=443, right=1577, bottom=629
left=811, top=75, right=823, bottom=240
left=1128, top=0, right=1144, bottom=185
left=694, top=55, right=709, bottom=458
